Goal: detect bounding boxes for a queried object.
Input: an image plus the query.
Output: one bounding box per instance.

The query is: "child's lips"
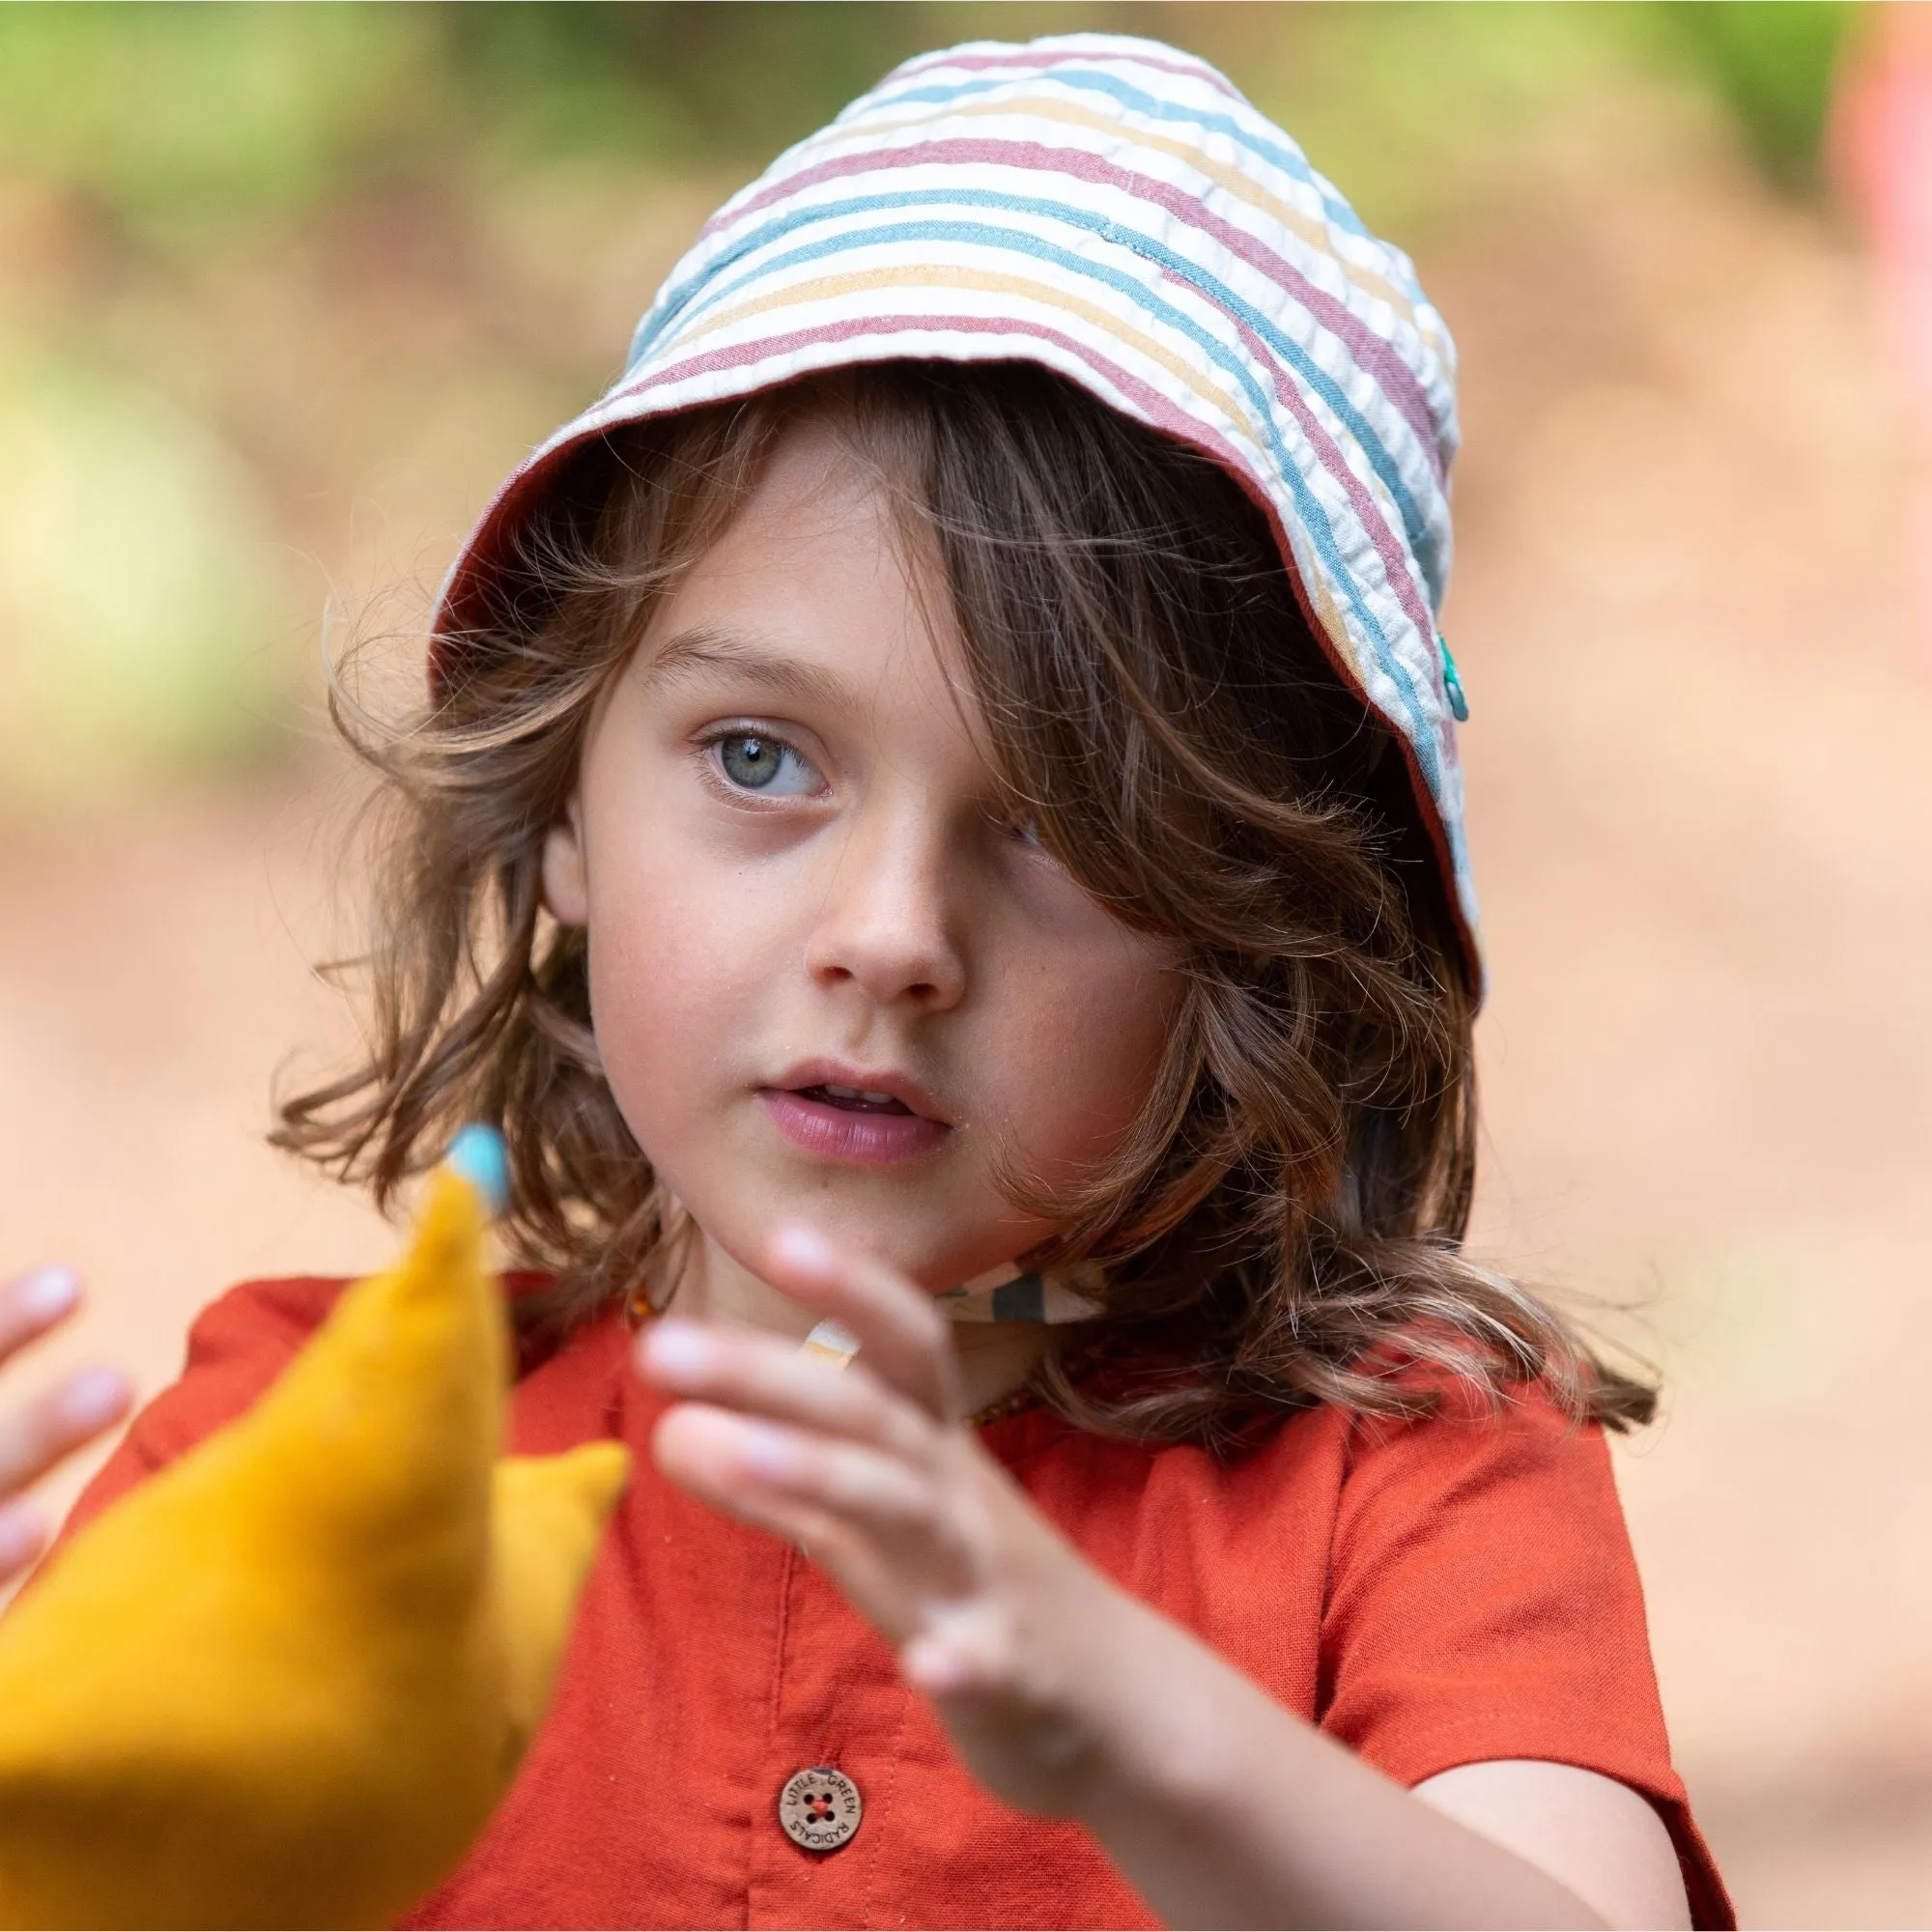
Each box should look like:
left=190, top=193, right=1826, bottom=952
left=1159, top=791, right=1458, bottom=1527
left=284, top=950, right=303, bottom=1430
left=757, top=1087, right=952, bottom=1165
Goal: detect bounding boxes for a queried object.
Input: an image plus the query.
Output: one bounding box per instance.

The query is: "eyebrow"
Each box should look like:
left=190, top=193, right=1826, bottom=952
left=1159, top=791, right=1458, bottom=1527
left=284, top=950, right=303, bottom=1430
left=639, top=626, right=853, bottom=713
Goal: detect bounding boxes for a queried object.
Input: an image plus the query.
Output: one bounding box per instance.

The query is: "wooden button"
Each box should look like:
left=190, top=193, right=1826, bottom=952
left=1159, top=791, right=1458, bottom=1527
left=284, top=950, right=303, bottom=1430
left=777, top=1765, right=863, bottom=1853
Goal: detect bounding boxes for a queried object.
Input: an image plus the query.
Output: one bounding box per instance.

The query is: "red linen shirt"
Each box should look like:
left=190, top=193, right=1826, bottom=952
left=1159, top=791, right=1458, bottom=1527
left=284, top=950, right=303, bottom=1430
left=65, top=1275, right=1731, bottom=1929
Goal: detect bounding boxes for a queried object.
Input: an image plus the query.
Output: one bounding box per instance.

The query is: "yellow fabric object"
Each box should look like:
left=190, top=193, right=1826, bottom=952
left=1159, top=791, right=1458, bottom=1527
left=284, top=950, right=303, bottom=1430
left=0, top=1168, right=631, bottom=1930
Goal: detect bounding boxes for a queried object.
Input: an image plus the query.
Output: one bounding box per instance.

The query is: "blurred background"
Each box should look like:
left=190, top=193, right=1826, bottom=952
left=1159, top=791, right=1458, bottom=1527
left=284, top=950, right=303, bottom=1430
left=1, top=3, right=1927, bottom=1920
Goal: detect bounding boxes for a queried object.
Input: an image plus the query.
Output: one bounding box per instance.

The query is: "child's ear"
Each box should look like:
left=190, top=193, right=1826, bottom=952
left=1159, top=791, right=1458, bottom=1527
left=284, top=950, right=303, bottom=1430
left=540, top=802, right=589, bottom=925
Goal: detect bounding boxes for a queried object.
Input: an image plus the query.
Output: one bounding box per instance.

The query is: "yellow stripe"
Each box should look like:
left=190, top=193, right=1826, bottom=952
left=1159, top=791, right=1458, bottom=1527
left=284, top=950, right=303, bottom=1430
left=666, top=260, right=1258, bottom=443
left=818, top=93, right=1438, bottom=351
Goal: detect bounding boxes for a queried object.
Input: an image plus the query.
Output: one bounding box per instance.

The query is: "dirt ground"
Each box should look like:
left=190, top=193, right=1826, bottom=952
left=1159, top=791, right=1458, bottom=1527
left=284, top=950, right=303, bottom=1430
left=3, top=102, right=1930, bottom=1929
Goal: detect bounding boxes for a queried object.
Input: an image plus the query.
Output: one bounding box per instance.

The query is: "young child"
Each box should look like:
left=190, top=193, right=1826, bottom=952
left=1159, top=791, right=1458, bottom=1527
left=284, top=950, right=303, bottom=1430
left=47, top=34, right=1729, bottom=1929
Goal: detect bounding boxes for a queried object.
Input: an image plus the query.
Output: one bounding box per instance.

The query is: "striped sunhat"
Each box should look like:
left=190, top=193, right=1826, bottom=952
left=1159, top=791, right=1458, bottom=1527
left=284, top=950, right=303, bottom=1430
left=435, top=32, right=1479, bottom=983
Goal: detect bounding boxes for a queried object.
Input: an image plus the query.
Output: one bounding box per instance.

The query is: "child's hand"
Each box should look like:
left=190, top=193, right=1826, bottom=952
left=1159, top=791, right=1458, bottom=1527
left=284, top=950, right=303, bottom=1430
left=639, top=1234, right=1675, bottom=1928
left=0, top=1266, right=132, bottom=1583
left=639, top=1227, right=1132, bottom=1818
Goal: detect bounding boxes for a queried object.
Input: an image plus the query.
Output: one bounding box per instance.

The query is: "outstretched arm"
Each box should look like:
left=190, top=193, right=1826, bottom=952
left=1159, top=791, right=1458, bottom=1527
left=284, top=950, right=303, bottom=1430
left=639, top=1228, right=1689, bottom=1930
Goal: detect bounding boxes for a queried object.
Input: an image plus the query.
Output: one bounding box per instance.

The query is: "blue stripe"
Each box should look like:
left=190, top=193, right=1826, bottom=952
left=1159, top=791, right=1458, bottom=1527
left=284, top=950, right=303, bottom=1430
left=631, top=184, right=1442, bottom=594
left=872, top=70, right=1375, bottom=243
left=635, top=210, right=1438, bottom=784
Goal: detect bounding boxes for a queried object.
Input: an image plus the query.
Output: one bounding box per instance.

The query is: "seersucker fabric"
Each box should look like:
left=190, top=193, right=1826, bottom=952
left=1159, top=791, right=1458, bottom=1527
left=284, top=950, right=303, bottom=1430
left=432, top=32, right=1480, bottom=984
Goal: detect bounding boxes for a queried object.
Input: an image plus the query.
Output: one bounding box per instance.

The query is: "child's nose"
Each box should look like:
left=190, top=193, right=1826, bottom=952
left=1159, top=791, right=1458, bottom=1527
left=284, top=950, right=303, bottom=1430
left=802, top=819, right=968, bottom=1012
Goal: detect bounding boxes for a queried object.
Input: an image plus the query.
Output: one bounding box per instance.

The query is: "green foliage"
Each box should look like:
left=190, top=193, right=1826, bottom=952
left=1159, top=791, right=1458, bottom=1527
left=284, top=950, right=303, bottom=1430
left=0, top=6, right=437, bottom=228
left=1186, top=4, right=1660, bottom=236
left=0, top=2, right=1863, bottom=234
left=440, top=3, right=973, bottom=167
left=0, top=3, right=1111, bottom=229
left=0, top=343, right=294, bottom=801
left=1656, top=0, right=1860, bottom=193
left=0, top=1, right=1863, bottom=798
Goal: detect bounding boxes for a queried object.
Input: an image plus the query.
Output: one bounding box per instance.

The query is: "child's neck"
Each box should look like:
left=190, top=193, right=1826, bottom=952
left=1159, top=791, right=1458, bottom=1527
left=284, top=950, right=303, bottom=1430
left=665, top=1232, right=1052, bottom=1417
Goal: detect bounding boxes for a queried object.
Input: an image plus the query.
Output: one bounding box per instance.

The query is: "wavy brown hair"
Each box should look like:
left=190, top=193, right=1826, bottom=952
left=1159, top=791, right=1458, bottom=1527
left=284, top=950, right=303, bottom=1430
left=278, top=361, right=1653, bottom=1444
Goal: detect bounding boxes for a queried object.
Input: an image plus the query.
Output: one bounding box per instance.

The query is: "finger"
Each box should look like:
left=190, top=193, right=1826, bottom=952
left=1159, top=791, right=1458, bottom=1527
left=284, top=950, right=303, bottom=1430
left=762, top=1227, right=962, bottom=1422
left=654, top=1403, right=942, bottom=1543
left=0, top=1500, right=49, bottom=1587
left=0, top=1266, right=82, bottom=1370
left=900, top=1614, right=1009, bottom=1699
left=639, top=1320, right=939, bottom=1465
left=650, top=1406, right=923, bottom=1637
left=0, top=1365, right=133, bottom=1501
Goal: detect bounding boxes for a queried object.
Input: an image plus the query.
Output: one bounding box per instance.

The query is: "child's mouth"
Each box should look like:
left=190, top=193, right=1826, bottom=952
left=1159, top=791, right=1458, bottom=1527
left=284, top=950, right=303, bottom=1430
left=758, top=1077, right=950, bottom=1165
left=794, top=1083, right=915, bottom=1115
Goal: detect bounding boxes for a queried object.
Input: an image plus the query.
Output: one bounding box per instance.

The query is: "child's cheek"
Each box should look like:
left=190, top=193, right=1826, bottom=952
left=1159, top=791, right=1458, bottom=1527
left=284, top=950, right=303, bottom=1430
left=579, top=835, right=778, bottom=1185
left=989, top=931, right=1182, bottom=1181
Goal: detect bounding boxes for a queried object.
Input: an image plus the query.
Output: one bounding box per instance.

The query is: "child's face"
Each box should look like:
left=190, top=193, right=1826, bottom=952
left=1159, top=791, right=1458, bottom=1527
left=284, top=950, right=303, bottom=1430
left=543, top=416, right=1183, bottom=1298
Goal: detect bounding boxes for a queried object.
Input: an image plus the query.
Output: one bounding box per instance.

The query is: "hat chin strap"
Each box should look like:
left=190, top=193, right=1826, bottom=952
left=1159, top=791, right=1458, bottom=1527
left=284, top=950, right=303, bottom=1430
left=801, top=1262, right=1103, bottom=1370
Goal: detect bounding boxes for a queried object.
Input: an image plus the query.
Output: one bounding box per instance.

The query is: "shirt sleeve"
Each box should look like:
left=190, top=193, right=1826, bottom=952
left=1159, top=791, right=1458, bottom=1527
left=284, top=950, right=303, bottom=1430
left=1318, top=1386, right=1733, bottom=1929
left=58, top=1276, right=347, bottom=1541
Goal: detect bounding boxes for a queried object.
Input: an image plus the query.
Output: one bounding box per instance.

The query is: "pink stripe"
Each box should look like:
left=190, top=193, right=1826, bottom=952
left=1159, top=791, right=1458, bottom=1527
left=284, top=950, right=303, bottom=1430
left=437, top=313, right=1241, bottom=646
left=886, top=44, right=1245, bottom=105
left=611, top=306, right=1429, bottom=638
left=607, top=312, right=1209, bottom=447
left=620, top=297, right=1429, bottom=637
left=710, top=134, right=1440, bottom=473
left=1224, top=305, right=1435, bottom=645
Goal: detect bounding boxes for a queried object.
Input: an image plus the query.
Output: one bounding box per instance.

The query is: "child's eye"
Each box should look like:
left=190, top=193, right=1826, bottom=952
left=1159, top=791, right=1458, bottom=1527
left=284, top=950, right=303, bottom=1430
left=708, top=730, right=823, bottom=797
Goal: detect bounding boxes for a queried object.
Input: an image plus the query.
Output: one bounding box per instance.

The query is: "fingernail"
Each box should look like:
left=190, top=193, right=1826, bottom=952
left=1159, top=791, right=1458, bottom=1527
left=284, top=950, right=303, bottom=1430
left=58, top=1366, right=130, bottom=1434
left=771, top=1225, right=833, bottom=1271
left=641, top=1321, right=710, bottom=1378
left=736, top=1421, right=800, bottom=1480
left=0, top=1503, right=46, bottom=1573
left=901, top=1634, right=977, bottom=1695
left=14, top=1265, right=78, bottom=1322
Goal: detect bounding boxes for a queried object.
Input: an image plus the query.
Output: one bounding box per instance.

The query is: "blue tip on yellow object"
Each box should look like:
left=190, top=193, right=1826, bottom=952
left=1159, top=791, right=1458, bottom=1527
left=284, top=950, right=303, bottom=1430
left=445, top=1124, right=509, bottom=1216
